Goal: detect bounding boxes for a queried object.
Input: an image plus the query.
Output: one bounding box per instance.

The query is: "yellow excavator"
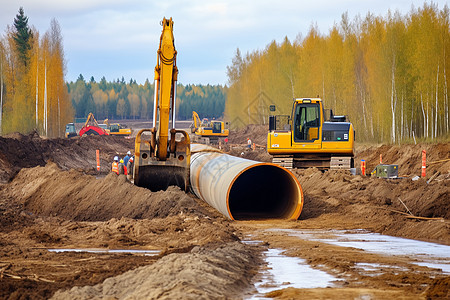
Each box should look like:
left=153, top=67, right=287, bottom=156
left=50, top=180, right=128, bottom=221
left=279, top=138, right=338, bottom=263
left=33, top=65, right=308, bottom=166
left=103, top=119, right=132, bottom=136
left=133, top=17, right=190, bottom=192
left=267, top=98, right=355, bottom=169
left=190, top=111, right=229, bottom=144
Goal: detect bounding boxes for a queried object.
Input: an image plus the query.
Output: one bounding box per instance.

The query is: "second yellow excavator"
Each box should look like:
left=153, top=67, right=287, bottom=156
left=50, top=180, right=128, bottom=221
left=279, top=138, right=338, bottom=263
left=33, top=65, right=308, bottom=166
left=133, top=17, right=190, bottom=192
left=190, top=111, right=229, bottom=144
left=267, top=98, right=355, bottom=169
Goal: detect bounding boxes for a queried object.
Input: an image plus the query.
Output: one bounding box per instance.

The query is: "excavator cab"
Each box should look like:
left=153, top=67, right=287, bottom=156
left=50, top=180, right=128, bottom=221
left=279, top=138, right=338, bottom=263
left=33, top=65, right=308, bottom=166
left=133, top=17, right=191, bottom=192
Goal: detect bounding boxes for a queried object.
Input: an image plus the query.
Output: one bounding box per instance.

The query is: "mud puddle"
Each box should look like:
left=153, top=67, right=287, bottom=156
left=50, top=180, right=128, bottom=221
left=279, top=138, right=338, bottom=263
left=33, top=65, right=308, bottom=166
left=244, top=239, right=340, bottom=298
left=48, top=248, right=160, bottom=256
left=273, top=229, right=450, bottom=274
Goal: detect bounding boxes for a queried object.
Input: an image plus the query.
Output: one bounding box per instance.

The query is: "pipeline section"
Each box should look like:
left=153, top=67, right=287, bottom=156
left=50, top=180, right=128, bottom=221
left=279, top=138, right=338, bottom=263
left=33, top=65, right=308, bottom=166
left=190, top=144, right=303, bottom=220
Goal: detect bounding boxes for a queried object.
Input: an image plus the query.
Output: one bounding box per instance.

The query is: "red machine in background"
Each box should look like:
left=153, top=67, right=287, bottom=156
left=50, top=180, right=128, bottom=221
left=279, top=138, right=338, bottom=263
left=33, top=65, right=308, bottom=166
left=79, top=113, right=109, bottom=136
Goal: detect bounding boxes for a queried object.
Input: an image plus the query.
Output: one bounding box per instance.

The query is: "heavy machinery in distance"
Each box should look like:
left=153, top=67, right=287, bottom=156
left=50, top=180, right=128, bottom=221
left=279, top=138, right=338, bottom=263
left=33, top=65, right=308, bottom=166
left=78, top=113, right=109, bottom=136
left=190, top=111, right=229, bottom=144
left=65, top=123, right=77, bottom=138
left=267, top=98, right=355, bottom=169
left=133, top=17, right=190, bottom=192
left=102, top=119, right=132, bottom=136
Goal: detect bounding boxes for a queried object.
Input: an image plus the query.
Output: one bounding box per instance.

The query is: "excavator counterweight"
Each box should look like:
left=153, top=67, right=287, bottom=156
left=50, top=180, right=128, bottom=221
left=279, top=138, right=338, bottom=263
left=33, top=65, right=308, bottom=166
left=134, top=18, right=190, bottom=192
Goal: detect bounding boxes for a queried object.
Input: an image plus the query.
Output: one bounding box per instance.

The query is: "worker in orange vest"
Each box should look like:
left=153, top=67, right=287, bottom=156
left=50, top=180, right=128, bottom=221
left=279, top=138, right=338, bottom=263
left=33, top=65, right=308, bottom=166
left=111, top=156, right=119, bottom=174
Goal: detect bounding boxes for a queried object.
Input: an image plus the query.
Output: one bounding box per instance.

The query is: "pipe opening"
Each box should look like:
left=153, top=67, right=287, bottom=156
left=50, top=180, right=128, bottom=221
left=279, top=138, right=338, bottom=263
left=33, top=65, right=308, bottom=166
left=228, top=165, right=302, bottom=220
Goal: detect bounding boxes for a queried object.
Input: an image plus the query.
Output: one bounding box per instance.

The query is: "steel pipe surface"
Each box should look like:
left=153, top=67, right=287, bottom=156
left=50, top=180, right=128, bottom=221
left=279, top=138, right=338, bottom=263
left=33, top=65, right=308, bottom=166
left=190, top=144, right=303, bottom=220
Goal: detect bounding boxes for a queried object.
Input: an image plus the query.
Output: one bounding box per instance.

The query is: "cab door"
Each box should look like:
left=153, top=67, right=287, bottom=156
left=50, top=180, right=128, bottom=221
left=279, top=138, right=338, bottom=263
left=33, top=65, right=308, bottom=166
left=292, top=102, right=321, bottom=149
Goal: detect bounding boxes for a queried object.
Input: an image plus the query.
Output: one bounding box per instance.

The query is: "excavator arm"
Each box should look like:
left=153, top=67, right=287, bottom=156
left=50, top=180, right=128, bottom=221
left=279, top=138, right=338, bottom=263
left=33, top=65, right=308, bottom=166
left=134, top=18, right=190, bottom=192
left=154, top=18, right=177, bottom=160
left=192, top=111, right=201, bottom=131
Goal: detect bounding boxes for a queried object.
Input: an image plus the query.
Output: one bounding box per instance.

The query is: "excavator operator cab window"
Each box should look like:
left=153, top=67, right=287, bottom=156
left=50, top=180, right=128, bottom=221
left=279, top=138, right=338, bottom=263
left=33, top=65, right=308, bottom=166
left=66, top=123, right=75, bottom=133
left=110, top=124, right=119, bottom=132
left=212, top=121, right=221, bottom=133
left=293, top=103, right=320, bottom=142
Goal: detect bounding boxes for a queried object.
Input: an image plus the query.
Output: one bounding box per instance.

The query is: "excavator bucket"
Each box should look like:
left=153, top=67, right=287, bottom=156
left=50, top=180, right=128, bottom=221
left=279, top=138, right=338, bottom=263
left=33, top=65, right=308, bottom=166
left=134, top=129, right=190, bottom=192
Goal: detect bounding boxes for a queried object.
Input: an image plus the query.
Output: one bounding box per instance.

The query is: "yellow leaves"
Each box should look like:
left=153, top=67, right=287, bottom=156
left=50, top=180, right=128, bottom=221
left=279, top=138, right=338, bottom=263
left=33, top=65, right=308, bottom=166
left=128, top=93, right=140, bottom=118
left=116, top=98, right=126, bottom=119
left=93, top=89, right=108, bottom=106
left=225, top=3, right=450, bottom=141
left=109, top=89, right=118, bottom=101
left=0, top=18, right=72, bottom=137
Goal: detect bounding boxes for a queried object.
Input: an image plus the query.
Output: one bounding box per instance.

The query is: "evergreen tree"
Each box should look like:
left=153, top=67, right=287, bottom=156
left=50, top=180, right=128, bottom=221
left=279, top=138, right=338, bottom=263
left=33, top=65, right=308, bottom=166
left=13, top=7, right=33, bottom=67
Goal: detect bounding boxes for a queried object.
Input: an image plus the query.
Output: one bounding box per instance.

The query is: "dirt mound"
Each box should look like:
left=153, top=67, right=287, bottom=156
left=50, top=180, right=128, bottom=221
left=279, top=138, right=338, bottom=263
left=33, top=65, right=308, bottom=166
left=1, top=162, right=214, bottom=222
left=227, top=147, right=272, bottom=162
left=355, top=143, right=450, bottom=177
left=52, top=242, right=260, bottom=300
left=0, top=131, right=134, bottom=183
left=228, top=124, right=268, bottom=146
left=0, top=128, right=448, bottom=299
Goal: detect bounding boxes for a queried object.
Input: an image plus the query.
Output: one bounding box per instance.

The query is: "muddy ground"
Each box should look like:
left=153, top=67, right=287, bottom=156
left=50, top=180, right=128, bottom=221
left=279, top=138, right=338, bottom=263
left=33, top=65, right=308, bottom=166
left=0, top=126, right=448, bottom=299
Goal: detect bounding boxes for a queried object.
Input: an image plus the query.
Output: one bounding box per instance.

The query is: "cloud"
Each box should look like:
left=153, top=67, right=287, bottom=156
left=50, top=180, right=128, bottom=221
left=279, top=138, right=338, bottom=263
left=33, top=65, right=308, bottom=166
left=2, top=0, right=449, bottom=85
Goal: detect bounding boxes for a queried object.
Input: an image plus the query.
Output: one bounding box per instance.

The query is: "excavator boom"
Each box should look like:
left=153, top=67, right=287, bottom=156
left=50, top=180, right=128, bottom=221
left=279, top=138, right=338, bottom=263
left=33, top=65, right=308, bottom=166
left=134, top=18, right=190, bottom=192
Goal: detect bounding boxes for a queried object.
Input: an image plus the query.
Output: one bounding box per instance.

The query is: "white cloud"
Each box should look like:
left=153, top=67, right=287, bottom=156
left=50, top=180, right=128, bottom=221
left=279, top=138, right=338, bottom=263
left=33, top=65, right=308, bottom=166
left=2, top=0, right=448, bottom=85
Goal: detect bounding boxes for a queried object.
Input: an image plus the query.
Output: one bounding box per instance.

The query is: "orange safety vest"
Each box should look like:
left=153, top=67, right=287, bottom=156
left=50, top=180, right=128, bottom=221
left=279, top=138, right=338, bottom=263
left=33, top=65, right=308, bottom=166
left=111, top=161, right=119, bottom=174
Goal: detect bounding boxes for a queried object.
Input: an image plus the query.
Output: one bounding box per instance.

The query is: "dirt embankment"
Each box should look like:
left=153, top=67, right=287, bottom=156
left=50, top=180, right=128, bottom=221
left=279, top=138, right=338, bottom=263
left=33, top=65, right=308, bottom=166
left=0, top=162, right=246, bottom=299
left=355, top=143, right=450, bottom=177
left=51, top=241, right=260, bottom=300
left=0, top=128, right=448, bottom=299
left=0, top=132, right=134, bottom=183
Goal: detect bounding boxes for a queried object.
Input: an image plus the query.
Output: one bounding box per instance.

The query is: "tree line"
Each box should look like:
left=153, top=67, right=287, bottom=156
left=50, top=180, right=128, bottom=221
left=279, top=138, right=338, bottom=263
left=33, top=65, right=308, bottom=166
left=0, top=8, right=227, bottom=138
left=0, top=7, right=73, bottom=137
left=68, top=76, right=226, bottom=121
left=225, top=3, right=449, bottom=143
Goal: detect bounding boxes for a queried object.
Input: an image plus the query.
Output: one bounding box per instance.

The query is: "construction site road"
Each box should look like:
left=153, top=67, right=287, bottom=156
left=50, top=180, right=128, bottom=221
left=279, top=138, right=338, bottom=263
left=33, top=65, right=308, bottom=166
left=0, top=126, right=448, bottom=299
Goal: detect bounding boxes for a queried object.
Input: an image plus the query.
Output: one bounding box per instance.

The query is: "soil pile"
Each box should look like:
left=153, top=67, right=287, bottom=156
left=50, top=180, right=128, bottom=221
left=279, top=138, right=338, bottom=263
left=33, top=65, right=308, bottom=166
left=52, top=242, right=260, bottom=300
left=355, top=143, right=450, bottom=177
left=228, top=124, right=268, bottom=146
left=0, top=132, right=133, bottom=183
left=0, top=162, right=241, bottom=299
left=2, top=162, right=212, bottom=221
left=0, top=128, right=448, bottom=299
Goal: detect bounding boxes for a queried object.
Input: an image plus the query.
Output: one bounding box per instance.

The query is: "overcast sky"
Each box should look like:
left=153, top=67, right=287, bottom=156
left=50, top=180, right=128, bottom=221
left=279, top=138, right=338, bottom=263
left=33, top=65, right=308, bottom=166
left=1, top=1, right=447, bottom=85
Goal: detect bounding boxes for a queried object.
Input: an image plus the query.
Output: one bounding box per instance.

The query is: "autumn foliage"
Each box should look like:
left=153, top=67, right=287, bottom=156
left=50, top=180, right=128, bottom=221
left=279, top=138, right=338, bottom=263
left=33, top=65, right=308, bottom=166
left=226, top=3, right=449, bottom=143
left=0, top=8, right=73, bottom=137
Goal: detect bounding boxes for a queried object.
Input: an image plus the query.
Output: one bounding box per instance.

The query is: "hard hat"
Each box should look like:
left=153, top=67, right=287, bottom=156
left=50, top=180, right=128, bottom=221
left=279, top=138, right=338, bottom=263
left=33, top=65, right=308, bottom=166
left=114, top=156, right=119, bottom=161
left=120, top=159, right=124, bottom=163
left=127, top=151, right=131, bottom=155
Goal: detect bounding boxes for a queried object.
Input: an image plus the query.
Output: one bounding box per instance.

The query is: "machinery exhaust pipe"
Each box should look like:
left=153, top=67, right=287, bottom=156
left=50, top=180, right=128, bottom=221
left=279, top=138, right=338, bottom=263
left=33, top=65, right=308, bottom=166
left=190, top=144, right=303, bottom=220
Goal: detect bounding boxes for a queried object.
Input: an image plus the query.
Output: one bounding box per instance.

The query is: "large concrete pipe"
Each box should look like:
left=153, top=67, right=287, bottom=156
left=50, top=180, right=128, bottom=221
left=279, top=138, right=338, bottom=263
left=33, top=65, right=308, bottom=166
left=190, top=144, right=303, bottom=220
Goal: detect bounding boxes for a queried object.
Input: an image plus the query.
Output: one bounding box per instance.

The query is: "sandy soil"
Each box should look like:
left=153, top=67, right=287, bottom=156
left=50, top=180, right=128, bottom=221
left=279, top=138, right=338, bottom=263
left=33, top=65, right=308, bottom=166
left=0, top=126, right=448, bottom=299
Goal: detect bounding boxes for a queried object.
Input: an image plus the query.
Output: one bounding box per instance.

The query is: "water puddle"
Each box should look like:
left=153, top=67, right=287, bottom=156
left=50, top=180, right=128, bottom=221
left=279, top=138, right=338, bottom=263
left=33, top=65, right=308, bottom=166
left=48, top=248, right=160, bottom=256
left=243, top=240, right=340, bottom=298
left=354, top=262, right=409, bottom=276
left=272, top=229, right=450, bottom=274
